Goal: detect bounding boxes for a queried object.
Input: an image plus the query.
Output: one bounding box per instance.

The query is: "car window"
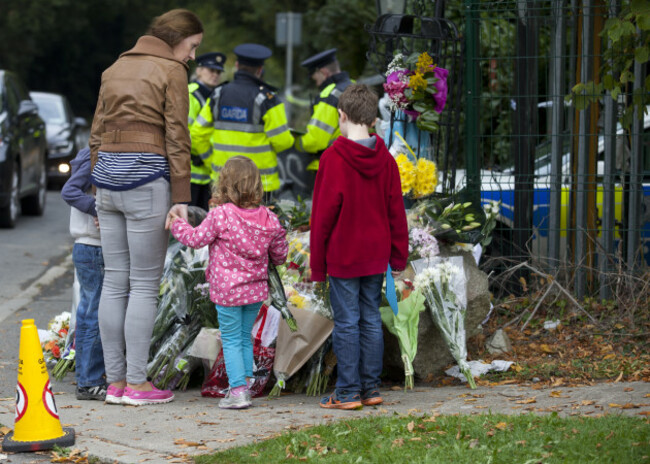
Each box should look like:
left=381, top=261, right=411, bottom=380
left=33, top=97, right=66, bottom=124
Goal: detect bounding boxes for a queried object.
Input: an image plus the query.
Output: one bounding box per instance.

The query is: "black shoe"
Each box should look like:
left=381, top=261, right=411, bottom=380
left=76, top=384, right=107, bottom=401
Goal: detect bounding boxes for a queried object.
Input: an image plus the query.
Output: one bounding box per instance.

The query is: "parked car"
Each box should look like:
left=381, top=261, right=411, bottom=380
left=29, top=91, right=88, bottom=187
left=456, top=106, right=650, bottom=264
left=0, top=70, right=48, bottom=228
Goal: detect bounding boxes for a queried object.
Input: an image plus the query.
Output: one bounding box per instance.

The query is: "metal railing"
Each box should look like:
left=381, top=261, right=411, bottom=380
left=462, top=0, right=649, bottom=298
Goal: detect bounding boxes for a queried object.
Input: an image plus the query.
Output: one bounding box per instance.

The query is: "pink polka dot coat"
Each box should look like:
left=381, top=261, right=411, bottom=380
left=171, top=203, right=288, bottom=307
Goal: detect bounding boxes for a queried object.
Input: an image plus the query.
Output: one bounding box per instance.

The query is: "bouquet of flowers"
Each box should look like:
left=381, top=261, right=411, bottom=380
left=380, top=279, right=426, bottom=390
left=409, top=193, right=485, bottom=245
left=413, top=257, right=476, bottom=389
left=480, top=200, right=502, bottom=247
left=40, top=312, right=72, bottom=371
left=148, top=240, right=218, bottom=389
left=383, top=52, right=449, bottom=133
left=392, top=130, right=438, bottom=200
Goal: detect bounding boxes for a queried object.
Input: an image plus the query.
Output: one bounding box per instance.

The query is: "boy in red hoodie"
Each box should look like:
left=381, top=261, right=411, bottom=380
left=310, top=84, right=409, bottom=409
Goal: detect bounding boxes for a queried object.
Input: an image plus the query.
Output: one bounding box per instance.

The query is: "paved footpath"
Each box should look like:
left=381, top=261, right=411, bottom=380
left=1, top=264, right=649, bottom=463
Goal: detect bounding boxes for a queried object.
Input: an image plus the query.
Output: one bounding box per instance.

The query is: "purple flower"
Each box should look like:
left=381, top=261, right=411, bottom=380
left=431, top=67, right=449, bottom=113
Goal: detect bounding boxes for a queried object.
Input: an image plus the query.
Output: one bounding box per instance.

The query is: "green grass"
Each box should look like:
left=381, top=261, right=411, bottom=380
left=195, top=413, right=650, bottom=464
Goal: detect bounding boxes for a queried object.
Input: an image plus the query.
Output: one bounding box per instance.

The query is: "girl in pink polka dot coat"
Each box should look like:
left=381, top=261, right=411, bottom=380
left=169, top=156, right=288, bottom=409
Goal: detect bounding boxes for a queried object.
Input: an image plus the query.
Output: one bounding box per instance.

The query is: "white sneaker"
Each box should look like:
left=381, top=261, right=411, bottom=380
left=219, top=389, right=252, bottom=409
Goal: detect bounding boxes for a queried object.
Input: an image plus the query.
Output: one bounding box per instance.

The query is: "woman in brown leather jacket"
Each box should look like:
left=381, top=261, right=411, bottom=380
left=89, top=9, right=203, bottom=406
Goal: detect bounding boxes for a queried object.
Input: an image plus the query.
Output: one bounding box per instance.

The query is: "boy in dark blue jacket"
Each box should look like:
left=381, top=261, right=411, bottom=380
left=61, top=148, right=106, bottom=401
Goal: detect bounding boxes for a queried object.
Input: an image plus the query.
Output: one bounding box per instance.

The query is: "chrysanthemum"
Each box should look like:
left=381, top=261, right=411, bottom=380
left=395, top=154, right=416, bottom=195
left=414, top=158, right=438, bottom=197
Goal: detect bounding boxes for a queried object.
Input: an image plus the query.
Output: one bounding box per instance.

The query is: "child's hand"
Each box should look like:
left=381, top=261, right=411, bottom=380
left=165, top=204, right=188, bottom=230
left=391, top=269, right=403, bottom=279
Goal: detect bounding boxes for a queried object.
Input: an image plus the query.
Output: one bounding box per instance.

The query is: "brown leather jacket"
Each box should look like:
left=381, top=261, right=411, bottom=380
left=89, top=35, right=191, bottom=203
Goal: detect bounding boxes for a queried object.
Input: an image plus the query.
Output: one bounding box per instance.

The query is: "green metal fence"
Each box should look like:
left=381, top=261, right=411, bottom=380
left=462, top=0, right=649, bottom=299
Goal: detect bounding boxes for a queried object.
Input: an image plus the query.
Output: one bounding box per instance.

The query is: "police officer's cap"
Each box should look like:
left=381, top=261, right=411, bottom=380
left=234, top=44, right=272, bottom=67
left=196, top=52, right=226, bottom=71
left=301, top=48, right=338, bottom=74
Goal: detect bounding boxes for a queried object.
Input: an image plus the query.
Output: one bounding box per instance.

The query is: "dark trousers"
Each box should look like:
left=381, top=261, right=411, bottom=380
left=190, top=183, right=211, bottom=211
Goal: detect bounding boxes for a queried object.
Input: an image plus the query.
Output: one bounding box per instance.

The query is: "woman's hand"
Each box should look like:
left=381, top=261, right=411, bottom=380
left=165, top=203, right=188, bottom=230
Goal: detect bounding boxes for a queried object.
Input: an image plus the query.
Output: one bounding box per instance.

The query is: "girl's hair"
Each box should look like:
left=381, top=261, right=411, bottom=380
left=212, top=156, right=264, bottom=208
left=147, top=9, right=203, bottom=48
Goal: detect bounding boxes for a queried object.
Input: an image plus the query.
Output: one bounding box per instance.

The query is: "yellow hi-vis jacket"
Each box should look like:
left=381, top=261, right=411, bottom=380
left=190, top=72, right=293, bottom=192
left=188, top=81, right=213, bottom=185
left=294, top=72, right=352, bottom=171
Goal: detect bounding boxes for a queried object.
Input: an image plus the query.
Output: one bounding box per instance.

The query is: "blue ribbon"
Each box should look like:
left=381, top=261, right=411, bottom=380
left=385, top=264, right=399, bottom=316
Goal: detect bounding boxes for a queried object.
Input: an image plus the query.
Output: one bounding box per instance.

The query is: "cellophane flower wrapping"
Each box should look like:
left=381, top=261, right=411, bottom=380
left=148, top=240, right=217, bottom=389
left=412, top=256, right=476, bottom=389
left=40, top=311, right=71, bottom=367
left=379, top=285, right=426, bottom=390
left=269, top=231, right=335, bottom=397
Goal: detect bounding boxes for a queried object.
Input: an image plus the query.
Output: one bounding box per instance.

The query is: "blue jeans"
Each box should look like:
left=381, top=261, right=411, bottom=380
left=72, top=243, right=105, bottom=387
left=329, top=274, right=385, bottom=395
left=216, top=303, right=262, bottom=388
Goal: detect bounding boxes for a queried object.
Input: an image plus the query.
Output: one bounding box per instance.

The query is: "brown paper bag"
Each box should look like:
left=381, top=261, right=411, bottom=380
left=273, top=306, right=334, bottom=379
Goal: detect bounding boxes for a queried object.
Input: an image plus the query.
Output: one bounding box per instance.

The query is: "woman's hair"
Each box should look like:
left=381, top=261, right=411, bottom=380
left=147, top=9, right=203, bottom=48
left=212, top=156, right=264, bottom=208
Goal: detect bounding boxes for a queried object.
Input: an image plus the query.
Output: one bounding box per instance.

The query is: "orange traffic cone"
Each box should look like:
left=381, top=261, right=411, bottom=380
left=2, top=319, right=75, bottom=452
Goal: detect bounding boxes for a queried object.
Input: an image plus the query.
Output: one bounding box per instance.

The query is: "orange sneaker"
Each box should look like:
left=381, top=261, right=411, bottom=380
left=319, top=391, right=363, bottom=410
left=361, top=389, right=383, bottom=406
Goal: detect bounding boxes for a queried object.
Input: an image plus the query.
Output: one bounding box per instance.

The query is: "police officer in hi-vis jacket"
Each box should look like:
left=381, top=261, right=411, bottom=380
left=188, top=52, right=226, bottom=209
left=190, top=44, right=293, bottom=196
left=294, top=48, right=352, bottom=172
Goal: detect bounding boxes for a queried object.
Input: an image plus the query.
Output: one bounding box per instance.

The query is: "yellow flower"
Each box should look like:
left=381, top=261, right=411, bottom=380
left=395, top=154, right=416, bottom=195
left=414, top=158, right=438, bottom=197
left=416, top=52, right=433, bottom=73
left=288, top=294, right=306, bottom=309
left=409, top=72, right=427, bottom=93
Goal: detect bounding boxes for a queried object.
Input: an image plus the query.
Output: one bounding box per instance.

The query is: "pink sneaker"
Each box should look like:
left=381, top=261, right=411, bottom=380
left=122, top=383, right=174, bottom=406
left=105, top=385, right=125, bottom=405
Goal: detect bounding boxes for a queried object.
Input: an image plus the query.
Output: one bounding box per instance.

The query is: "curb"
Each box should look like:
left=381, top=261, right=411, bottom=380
left=0, top=255, right=73, bottom=323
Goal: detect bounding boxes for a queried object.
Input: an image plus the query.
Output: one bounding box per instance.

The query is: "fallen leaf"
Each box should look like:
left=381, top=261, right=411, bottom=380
left=495, top=422, right=508, bottom=430
left=407, top=421, right=415, bottom=432
left=540, top=344, right=555, bottom=354
left=550, top=391, right=569, bottom=398
left=614, top=372, right=623, bottom=383
left=469, top=438, right=480, bottom=448
left=580, top=400, right=595, bottom=406
left=624, top=387, right=634, bottom=392
left=516, top=397, right=537, bottom=404
left=392, top=438, right=404, bottom=448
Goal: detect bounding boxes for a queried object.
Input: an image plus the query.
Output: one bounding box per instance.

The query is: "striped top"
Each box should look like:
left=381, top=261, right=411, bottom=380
left=91, top=151, right=170, bottom=191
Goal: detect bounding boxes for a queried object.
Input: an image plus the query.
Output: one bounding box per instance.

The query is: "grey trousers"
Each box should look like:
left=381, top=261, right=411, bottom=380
left=96, top=178, right=170, bottom=384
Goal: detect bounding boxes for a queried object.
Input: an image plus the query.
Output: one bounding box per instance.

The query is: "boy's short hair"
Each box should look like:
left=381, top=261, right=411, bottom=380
left=337, top=84, right=378, bottom=127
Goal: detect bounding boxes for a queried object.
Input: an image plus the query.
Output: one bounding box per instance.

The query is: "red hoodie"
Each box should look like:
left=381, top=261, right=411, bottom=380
left=310, top=135, right=409, bottom=281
